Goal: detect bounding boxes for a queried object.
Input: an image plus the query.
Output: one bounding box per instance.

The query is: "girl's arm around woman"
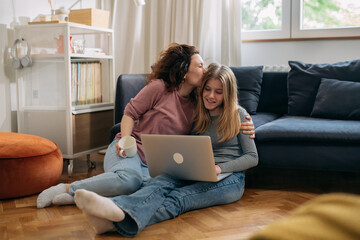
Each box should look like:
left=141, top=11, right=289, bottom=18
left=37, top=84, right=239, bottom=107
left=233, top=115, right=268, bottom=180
left=217, top=107, right=258, bottom=173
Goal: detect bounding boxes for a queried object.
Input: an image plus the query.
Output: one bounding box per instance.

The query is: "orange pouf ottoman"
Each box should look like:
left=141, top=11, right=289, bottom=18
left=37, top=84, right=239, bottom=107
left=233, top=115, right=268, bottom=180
left=0, top=132, right=63, bottom=199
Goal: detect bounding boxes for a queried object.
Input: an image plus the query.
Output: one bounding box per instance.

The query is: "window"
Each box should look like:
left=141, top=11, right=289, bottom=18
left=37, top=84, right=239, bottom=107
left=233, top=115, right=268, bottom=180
left=302, top=0, right=360, bottom=29
left=242, top=0, right=290, bottom=40
left=242, top=0, right=360, bottom=40
left=242, top=0, right=282, bottom=31
left=292, top=0, right=360, bottom=38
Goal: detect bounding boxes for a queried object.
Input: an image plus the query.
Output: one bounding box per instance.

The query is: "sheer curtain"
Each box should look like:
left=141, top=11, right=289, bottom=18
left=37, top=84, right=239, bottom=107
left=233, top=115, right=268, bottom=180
left=113, top=0, right=242, bottom=76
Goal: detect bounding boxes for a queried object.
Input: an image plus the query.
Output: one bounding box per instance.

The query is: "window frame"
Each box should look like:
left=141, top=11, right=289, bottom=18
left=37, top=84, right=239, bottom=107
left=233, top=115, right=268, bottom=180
left=291, top=0, right=360, bottom=38
left=242, top=0, right=291, bottom=40
left=241, top=0, right=360, bottom=41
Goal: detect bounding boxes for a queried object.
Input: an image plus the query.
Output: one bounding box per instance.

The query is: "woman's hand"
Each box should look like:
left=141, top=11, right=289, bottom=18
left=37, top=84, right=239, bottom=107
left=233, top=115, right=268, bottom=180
left=115, top=141, right=126, bottom=157
left=215, top=165, right=222, bottom=175
left=118, top=115, right=135, bottom=157
left=241, top=115, right=255, bottom=139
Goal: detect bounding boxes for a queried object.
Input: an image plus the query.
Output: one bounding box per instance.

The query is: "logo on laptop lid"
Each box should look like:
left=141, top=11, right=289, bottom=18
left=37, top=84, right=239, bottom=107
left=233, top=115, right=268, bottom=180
left=173, top=153, right=184, bottom=164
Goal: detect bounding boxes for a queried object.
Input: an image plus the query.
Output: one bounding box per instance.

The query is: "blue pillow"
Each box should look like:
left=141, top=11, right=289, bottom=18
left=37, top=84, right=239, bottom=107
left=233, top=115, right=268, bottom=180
left=287, top=59, right=360, bottom=116
left=230, top=66, right=263, bottom=114
left=256, top=72, right=288, bottom=115
left=311, top=78, right=360, bottom=120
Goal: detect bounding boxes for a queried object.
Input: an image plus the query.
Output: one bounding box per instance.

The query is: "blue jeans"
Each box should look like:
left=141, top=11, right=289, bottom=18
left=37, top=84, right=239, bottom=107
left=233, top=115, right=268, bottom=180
left=69, top=139, right=150, bottom=196
left=112, top=171, right=245, bottom=237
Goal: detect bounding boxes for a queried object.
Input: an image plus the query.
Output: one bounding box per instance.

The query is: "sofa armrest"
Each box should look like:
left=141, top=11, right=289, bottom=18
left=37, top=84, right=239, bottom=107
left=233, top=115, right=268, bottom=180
left=110, top=74, right=147, bottom=143
left=109, top=122, right=120, bottom=143
left=114, top=74, right=147, bottom=124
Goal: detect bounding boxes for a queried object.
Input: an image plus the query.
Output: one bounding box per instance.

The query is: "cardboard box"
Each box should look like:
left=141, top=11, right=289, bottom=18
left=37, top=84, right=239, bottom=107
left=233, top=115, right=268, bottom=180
left=69, top=8, right=110, bottom=28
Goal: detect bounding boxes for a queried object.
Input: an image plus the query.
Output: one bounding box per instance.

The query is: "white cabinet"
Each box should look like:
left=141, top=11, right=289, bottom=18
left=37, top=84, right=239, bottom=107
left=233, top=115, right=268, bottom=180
left=14, top=23, right=115, bottom=175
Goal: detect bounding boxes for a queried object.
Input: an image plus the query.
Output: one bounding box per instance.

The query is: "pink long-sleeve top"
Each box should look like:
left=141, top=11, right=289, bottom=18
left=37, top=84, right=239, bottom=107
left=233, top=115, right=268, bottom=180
left=115, top=79, right=196, bottom=164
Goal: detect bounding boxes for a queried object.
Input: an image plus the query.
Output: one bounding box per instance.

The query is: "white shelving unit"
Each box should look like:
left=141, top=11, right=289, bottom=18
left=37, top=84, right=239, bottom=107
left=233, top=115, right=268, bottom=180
left=14, top=23, right=115, bottom=176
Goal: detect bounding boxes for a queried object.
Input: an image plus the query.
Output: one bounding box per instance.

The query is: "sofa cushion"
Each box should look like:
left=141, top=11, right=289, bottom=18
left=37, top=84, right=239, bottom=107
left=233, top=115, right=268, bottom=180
left=255, top=116, right=360, bottom=143
left=287, top=59, right=360, bottom=116
left=311, top=78, right=360, bottom=120
left=251, top=112, right=282, bottom=129
left=230, top=66, right=263, bottom=114
left=257, top=72, right=288, bottom=115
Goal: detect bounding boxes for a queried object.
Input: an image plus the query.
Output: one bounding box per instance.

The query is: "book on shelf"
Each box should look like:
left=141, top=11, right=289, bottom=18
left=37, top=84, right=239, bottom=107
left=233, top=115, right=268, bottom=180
left=71, top=61, right=102, bottom=105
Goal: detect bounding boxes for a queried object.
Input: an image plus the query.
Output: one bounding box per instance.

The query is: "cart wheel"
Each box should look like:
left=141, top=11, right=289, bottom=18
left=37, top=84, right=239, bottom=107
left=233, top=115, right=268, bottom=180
left=68, top=159, right=73, bottom=177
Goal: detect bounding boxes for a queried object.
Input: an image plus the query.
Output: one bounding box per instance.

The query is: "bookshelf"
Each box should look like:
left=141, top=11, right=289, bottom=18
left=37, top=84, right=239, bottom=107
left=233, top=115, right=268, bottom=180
left=14, top=23, right=115, bottom=176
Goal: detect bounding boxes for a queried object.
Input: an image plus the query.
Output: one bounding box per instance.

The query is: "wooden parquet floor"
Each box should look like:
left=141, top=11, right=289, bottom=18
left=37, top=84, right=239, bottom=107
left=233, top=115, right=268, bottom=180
left=1, top=153, right=359, bottom=240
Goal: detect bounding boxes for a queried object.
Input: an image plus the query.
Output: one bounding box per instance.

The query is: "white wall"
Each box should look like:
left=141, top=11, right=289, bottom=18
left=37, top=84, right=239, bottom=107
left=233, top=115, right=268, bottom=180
left=241, top=39, right=360, bottom=67
left=0, top=0, right=98, bottom=132
left=0, top=0, right=99, bottom=28
left=0, top=25, right=16, bottom=132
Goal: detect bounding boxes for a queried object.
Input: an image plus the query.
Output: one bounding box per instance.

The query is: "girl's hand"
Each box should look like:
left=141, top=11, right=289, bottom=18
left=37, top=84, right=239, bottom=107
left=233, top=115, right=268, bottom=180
left=215, top=165, right=222, bottom=175
left=241, top=115, right=255, bottom=139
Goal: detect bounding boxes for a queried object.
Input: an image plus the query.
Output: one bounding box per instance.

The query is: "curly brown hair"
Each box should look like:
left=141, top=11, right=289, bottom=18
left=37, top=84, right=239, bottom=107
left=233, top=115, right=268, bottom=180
left=147, top=43, right=200, bottom=101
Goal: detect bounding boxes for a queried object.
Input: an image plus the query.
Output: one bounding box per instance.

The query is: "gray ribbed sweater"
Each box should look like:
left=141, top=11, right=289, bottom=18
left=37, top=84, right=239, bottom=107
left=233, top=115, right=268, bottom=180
left=197, top=107, right=258, bottom=173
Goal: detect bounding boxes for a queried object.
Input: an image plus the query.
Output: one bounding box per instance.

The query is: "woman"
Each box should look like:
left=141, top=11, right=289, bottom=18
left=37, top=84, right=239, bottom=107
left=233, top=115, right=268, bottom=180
left=73, top=63, right=259, bottom=236
left=37, top=43, right=206, bottom=208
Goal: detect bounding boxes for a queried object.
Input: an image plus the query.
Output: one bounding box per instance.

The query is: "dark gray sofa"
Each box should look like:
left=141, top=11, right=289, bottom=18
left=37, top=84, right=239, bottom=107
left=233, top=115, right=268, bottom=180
left=109, top=68, right=360, bottom=175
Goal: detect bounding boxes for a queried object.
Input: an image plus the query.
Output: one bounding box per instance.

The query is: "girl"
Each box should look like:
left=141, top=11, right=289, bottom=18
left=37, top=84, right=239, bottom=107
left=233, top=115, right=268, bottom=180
left=73, top=63, right=258, bottom=236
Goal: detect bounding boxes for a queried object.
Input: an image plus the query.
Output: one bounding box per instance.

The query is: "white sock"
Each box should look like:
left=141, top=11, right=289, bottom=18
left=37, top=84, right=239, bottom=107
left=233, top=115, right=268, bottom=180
left=52, top=193, right=75, bottom=205
left=84, top=212, right=116, bottom=234
left=74, top=189, right=125, bottom=222
left=37, top=183, right=66, bottom=208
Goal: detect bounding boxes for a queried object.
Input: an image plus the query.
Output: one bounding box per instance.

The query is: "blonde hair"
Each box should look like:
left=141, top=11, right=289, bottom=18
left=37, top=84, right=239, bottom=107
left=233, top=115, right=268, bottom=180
left=192, top=63, right=241, bottom=142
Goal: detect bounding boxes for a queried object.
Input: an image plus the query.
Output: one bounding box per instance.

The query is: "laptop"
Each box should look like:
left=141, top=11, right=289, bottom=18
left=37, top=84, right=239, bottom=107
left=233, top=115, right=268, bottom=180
left=141, top=134, right=232, bottom=182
